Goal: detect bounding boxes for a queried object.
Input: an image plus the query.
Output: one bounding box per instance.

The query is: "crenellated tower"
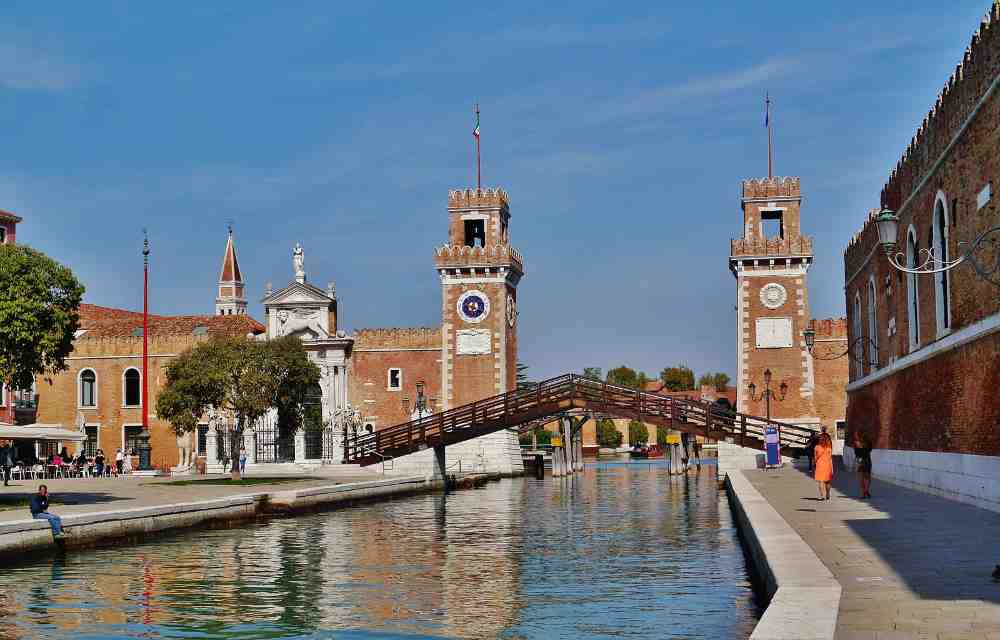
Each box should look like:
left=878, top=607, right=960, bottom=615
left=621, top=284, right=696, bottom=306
left=435, top=188, right=524, bottom=410
left=215, top=228, right=247, bottom=316
left=730, top=177, right=819, bottom=426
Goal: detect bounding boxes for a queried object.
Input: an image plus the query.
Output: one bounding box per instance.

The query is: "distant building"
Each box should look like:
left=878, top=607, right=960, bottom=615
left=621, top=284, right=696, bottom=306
left=843, top=2, right=999, bottom=505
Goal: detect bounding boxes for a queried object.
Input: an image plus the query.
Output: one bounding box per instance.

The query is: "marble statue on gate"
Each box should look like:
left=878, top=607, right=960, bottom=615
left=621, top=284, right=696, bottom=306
left=293, top=243, right=305, bottom=280
left=176, top=432, right=192, bottom=469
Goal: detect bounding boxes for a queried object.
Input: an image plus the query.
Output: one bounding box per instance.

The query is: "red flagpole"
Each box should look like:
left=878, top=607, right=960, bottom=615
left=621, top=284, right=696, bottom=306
left=142, top=232, right=149, bottom=432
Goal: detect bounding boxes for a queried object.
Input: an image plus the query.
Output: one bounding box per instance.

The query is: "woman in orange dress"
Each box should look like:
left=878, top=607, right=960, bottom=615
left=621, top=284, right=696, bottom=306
left=814, top=432, right=834, bottom=500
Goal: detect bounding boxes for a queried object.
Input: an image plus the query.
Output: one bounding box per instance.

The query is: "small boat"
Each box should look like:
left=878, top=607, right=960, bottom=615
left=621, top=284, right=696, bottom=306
left=629, top=445, right=664, bottom=459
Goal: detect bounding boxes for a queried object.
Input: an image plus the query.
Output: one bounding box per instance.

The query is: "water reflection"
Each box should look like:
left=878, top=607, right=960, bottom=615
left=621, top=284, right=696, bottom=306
left=0, top=465, right=759, bottom=639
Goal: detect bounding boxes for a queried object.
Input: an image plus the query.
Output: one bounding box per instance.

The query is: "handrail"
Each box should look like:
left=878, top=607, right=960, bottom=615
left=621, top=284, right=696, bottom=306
left=344, top=373, right=814, bottom=465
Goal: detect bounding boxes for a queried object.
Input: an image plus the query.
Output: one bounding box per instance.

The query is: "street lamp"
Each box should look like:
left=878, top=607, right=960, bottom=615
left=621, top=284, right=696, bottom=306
left=414, top=381, right=427, bottom=421
left=874, top=206, right=1000, bottom=285
left=747, top=368, right=787, bottom=421
left=803, top=324, right=879, bottom=366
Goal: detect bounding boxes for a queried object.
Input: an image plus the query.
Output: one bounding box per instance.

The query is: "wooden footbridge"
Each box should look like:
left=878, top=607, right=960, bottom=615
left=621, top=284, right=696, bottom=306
left=343, top=374, right=813, bottom=469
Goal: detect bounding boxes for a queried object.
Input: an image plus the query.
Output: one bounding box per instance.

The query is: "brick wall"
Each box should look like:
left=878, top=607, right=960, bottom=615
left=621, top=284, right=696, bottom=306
left=844, top=3, right=1000, bottom=455
left=811, top=319, right=849, bottom=431
left=349, top=327, right=442, bottom=428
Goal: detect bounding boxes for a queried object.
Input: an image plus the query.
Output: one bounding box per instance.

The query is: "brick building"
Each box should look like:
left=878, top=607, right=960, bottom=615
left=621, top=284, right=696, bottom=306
left=0, top=209, right=25, bottom=426
left=843, top=2, right=1000, bottom=505
left=730, top=177, right=848, bottom=436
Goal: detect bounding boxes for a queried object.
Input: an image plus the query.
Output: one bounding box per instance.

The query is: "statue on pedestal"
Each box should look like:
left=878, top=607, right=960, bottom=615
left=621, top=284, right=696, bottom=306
left=293, top=243, right=305, bottom=281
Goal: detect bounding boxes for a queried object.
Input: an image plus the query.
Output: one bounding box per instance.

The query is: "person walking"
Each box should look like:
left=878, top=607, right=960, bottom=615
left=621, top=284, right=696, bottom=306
left=238, top=446, right=247, bottom=475
left=115, top=449, right=124, bottom=475
left=805, top=431, right=819, bottom=472
left=691, top=438, right=702, bottom=470
left=1, top=441, right=13, bottom=486
left=853, top=432, right=873, bottom=499
left=94, top=449, right=105, bottom=477
left=30, top=485, right=68, bottom=539
left=814, top=428, right=834, bottom=500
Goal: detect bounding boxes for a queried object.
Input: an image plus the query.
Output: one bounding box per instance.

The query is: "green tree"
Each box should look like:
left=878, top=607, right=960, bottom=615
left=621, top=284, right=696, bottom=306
left=628, top=420, right=649, bottom=446
left=0, top=245, right=85, bottom=390
left=516, top=361, right=535, bottom=391
left=157, top=336, right=320, bottom=478
left=697, top=372, right=732, bottom=391
left=656, top=425, right=669, bottom=446
left=582, top=367, right=603, bottom=382
left=606, top=365, right=650, bottom=390
left=519, top=427, right=553, bottom=447
left=659, top=365, right=695, bottom=391
left=596, top=418, right=622, bottom=448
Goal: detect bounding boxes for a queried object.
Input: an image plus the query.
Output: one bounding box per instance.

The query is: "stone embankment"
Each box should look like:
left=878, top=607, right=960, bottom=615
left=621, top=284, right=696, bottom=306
left=0, top=474, right=446, bottom=564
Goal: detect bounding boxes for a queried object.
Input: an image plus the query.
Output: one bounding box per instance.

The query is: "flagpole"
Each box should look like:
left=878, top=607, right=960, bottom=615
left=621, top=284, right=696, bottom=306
left=475, top=103, right=481, bottom=190
left=766, top=94, right=773, bottom=179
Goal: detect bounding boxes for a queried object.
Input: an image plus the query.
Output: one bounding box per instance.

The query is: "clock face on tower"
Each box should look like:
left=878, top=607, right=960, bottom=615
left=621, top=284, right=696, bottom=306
left=457, top=290, right=490, bottom=323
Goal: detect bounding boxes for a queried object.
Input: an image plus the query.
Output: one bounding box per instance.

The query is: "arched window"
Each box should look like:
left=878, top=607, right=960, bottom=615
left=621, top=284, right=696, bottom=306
left=123, top=368, right=141, bottom=407
left=80, top=369, right=97, bottom=407
left=906, top=226, right=920, bottom=352
left=867, top=276, right=878, bottom=369
left=852, top=292, right=863, bottom=378
left=932, top=193, right=951, bottom=337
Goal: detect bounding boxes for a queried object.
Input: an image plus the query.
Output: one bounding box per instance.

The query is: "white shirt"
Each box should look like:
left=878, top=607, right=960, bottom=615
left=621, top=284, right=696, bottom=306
left=115, top=451, right=124, bottom=462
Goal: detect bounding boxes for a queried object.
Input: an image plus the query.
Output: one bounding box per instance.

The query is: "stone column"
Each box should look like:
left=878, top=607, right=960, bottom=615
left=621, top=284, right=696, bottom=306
left=243, top=429, right=257, bottom=465
left=206, top=426, right=218, bottom=465
left=575, top=431, right=584, bottom=471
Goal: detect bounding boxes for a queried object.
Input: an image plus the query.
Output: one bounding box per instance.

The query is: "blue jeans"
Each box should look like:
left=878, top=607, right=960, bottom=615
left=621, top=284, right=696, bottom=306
left=34, top=512, right=63, bottom=535
left=239, top=458, right=247, bottom=474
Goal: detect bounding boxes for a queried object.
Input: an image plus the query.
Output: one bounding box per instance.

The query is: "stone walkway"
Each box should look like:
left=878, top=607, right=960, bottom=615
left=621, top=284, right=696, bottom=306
left=0, top=467, right=383, bottom=523
left=744, top=465, right=1000, bottom=640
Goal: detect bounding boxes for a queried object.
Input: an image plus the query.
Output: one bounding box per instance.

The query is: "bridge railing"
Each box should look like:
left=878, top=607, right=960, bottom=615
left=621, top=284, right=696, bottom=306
left=344, top=373, right=816, bottom=464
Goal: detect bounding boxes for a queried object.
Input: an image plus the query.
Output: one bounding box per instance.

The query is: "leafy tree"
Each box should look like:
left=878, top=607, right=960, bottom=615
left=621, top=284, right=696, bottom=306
left=656, top=425, right=669, bottom=446
left=596, top=418, right=622, bottom=448
left=582, top=367, right=603, bottom=382
left=157, top=336, right=320, bottom=478
left=0, top=245, right=85, bottom=390
left=628, top=420, right=649, bottom=446
left=697, top=372, right=732, bottom=391
left=606, top=365, right=650, bottom=390
left=516, top=361, right=536, bottom=391
left=659, top=365, right=695, bottom=391
left=519, top=427, right=553, bottom=447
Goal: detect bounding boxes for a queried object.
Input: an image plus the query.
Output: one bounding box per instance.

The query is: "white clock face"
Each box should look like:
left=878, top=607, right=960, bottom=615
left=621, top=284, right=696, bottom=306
left=506, top=294, right=517, bottom=327
left=457, top=290, right=490, bottom=323
left=759, top=283, right=788, bottom=309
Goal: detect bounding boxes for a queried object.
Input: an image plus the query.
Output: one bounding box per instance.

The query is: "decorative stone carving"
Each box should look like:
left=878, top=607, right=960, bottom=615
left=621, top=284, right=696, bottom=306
left=277, top=308, right=323, bottom=337
left=759, top=283, right=788, bottom=309
left=293, top=243, right=305, bottom=282
left=456, top=329, right=492, bottom=355
left=756, top=317, right=793, bottom=349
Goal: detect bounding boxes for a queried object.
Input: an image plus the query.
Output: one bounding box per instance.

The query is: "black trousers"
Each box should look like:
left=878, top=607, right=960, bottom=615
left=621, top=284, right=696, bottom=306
left=2, top=466, right=10, bottom=484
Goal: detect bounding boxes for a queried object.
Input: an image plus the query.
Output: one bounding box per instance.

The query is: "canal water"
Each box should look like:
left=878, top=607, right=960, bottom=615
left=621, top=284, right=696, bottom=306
left=0, top=464, right=761, bottom=639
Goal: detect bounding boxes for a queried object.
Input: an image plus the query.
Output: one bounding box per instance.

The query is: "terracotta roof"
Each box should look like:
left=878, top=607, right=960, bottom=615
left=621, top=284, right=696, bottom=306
left=219, top=231, right=243, bottom=283
left=77, top=304, right=264, bottom=338
left=0, top=210, right=22, bottom=223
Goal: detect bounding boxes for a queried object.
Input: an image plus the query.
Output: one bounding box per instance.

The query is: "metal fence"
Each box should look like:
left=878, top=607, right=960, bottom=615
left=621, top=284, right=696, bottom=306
left=304, top=428, right=340, bottom=460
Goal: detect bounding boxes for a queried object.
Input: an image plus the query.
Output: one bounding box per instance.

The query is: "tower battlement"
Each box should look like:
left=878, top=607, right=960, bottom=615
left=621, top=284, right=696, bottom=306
left=742, top=176, right=801, bottom=200
left=448, top=187, right=509, bottom=210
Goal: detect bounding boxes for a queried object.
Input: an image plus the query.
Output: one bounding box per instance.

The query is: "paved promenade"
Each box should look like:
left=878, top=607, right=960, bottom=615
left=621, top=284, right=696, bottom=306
left=745, top=465, right=1000, bottom=640
left=0, top=468, right=383, bottom=524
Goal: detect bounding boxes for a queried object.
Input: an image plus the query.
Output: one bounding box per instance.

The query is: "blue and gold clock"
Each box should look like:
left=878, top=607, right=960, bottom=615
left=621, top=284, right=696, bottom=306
left=457, top=290, right=490, bottom=323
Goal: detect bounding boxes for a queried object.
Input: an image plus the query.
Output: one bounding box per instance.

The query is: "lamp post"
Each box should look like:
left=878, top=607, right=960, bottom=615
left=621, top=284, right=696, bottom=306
left=136, top=230, right=153, bottom=472
left=873, top=206, right=1000, bottom=285
left=415, top=381, right=427, bottom=421
left=803, top=323, right=880, bottom=365
left=747, top=368, right=787, bottom=421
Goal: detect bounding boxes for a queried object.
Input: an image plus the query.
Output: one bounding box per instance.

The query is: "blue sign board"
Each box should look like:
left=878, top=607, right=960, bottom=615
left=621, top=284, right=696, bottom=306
left=764, top=426, right=780, bottom=467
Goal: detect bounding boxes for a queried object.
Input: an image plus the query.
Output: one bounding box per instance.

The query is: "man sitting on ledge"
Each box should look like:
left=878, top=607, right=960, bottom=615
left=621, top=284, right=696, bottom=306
left=30, top=485, right=69, bottom=539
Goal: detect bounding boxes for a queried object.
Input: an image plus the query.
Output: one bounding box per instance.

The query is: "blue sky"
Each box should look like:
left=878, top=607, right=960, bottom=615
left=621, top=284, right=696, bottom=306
left=2, top=1, right=992, bottom=381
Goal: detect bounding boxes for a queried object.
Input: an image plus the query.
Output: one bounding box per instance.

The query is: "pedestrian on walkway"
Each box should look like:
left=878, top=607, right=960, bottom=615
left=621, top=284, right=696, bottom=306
left=115, top=449, right=124, bottom=475
left=805, top=431, right=819, bottom=472
left=853, top=432, right=873, bottom=499
left=814, top=428, right=834, bottom=500
left=692, top=438, right=702, bottom=470
left=94, top=449, right=105, bottom=477
left=30, top=485, right=68, bottom=539
left=1, top=441, right=14, bottom=486
left=239, top=447, right=247, bottom=475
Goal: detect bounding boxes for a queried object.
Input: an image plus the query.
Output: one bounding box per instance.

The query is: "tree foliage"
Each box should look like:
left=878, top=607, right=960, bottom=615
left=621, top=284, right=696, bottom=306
left=519, top=427, right=553, bottom=447
left=581, top=367, right=603, bottom=382
left=659, top=365, right=695, bottom=391
left=606, top=365, right=650, bottom=390
left=0, top=245, right=85, bottom=389
left=157, top=336, right=320, bottom=476
left=516, top=361, right=535, bottom=391
left=656, top=425, right=669, bottom=446
left=697, top=372, right=732, bottom=391
left=596, top=418, right=622, bottom=448
left=628, top=420, right=649, bottom=446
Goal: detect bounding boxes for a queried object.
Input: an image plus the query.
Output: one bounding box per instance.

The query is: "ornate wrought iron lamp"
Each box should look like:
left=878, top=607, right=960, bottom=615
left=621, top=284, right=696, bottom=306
left=414, top=381, right=427, bottom=421
left=803, top=325, right=879, bottom=366
left=874, top=207, right=1000, bottom=285
left=747, top=369, right=787, bottom=421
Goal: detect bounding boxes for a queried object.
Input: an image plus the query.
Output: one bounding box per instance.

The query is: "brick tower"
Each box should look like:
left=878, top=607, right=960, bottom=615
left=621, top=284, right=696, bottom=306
left=215, top=228, right=247, bottom=316
left=730, top=177, right=819, bottom=426
left=435, top=188, right=524, bottom=410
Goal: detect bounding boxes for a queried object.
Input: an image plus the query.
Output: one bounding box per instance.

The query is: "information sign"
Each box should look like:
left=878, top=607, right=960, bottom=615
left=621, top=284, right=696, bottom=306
left=764, top=426, right=780, bottom=467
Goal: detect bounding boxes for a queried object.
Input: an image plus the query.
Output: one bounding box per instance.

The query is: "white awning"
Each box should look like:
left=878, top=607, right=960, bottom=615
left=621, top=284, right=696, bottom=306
left=0, top=424, right=86, bottom=441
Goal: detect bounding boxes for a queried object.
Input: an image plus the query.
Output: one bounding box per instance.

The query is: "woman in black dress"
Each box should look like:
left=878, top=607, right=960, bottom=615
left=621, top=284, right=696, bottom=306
left=853, top=432, right=873, bottom=498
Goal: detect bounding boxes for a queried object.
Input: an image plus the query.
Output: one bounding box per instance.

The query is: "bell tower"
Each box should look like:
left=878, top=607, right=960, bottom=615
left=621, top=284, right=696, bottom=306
left=215, top=227, right=247, bottom=316
left=435, top=188, right=524, bottom=410
left=730, top=177, right=819, bottom=425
